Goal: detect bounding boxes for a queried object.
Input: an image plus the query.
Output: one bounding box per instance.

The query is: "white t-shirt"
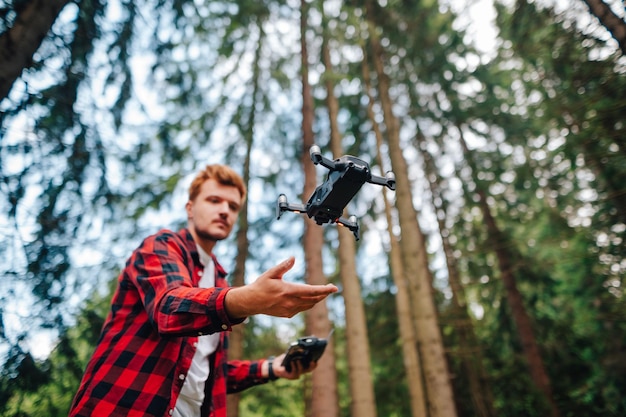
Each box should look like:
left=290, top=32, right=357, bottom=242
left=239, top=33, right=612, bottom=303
left=173, top=246, right=221, bottom=417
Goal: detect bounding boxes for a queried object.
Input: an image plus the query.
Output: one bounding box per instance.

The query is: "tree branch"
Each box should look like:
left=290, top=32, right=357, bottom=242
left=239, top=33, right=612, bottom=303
left=0, top=0, right=72, bottom=101
left=581, top=0, right=626, bottom=56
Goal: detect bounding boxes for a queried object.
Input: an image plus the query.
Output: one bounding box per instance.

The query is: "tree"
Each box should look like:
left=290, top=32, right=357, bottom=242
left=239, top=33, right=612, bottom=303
left=300, top=2, right=339, bottom=416
left=225, top=4, right=273, bottom=414
left=362, top=1, right=458, bottom=416
left=419, top=133, right=497, bottom=417
left=362, top=42, right=428, bottom=417
left=320, top=5, right=378, bottom=416
left=0, top=0, right=72, bottom=100
left=487, top=2, right=626, bottom=413
left=1, top=0, right=122, bottom=377
left=458, top=128, right=561, bottom=417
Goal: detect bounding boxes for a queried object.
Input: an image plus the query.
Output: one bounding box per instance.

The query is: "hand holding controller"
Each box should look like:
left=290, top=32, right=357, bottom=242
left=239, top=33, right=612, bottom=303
left=281, top=330, right=333, bottom=372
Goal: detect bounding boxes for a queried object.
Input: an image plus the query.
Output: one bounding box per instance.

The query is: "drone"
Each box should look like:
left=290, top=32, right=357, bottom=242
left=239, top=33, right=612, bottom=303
left=276, top=145, right=396, bottom=240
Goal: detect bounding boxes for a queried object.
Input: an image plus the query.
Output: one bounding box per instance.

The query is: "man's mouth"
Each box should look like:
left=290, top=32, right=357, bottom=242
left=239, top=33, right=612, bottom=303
left=214, top=220, right=229, bottom=228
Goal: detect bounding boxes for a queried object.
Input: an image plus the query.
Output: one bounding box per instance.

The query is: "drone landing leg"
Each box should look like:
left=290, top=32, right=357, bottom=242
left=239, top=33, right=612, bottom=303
left=336, top=216, right=360, bottom=241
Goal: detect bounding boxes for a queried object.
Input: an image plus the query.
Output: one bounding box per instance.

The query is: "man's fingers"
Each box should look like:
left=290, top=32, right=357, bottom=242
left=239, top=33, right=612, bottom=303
left=267, top=256, right=296, bottom=278
left=298, top=292, right=337, bottom=303
left=289, top=283, right=338, bottom=310
left=291, top=282, right=338, bottom=295
left=289, top=293, right=336, bottom=314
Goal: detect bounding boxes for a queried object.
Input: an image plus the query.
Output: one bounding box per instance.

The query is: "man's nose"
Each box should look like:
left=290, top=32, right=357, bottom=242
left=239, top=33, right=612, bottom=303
left=217, top=201, right=231, bottom=214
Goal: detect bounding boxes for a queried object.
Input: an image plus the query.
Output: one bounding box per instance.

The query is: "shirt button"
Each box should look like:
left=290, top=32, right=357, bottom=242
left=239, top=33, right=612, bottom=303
left=179, top=374, right=185, bottom=380
left=198, top=270, right=203, bottom=276
left=169, top=409, right=174, bottom=415
left=193, top=342, right=198, bottom=347
left=221, top=324, right=228, bottom=330
left=198, top=331, right=204, bottom=336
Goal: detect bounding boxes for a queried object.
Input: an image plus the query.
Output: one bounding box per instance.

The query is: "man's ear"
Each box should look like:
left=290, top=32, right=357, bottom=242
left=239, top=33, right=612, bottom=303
left=185, top=200, right=193, bottom=219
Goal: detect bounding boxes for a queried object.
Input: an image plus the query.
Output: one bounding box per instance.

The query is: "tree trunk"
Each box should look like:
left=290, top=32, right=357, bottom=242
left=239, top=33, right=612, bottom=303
left=364, top=2, right=458, bottom=417
left=225, top=145, right=250, bottom=417
left=363, top=48, right=428, bottom=417
left=301, top=2, right=339, bottom=416
left=458, top=128, right=561, bottom=417
left=419, top=134, right=497, bottom=417
left=226, top=22, right=264, bottom=417
left=0, top=0, right=71, bottom=101
left=321, top=23, right=378, bottom=417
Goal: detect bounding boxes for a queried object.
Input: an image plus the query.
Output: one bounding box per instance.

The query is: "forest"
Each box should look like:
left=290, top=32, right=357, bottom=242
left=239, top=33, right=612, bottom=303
left=0, top=0, right=625, bottom=416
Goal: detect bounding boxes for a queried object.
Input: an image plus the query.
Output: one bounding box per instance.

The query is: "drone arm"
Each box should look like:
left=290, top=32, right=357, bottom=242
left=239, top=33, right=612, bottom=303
left=276, top=194, right=307, bottom=220
left=309, top=145, right=339, bottom=171
left=368, top=171, right=396, bottom=190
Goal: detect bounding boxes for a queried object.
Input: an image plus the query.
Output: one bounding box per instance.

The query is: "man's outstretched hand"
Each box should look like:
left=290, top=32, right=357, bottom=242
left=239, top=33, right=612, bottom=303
left=224, top=257, right=337, bottom=320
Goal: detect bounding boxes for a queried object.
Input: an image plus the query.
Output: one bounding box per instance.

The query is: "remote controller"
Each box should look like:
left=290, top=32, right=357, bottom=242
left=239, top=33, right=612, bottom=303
left=281, top=330, right=333, bottom=372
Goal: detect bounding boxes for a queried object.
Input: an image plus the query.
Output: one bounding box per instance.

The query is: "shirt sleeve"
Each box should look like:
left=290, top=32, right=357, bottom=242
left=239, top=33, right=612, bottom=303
left=125, top=230, right=239, bottom=337
left=226, top=360, right=269, bottom=393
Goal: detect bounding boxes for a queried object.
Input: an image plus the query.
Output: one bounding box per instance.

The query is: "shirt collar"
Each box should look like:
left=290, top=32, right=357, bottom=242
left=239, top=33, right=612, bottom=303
left=196, top=244, right=212, bottom=267
left=179, top=228, right=227, bottom=278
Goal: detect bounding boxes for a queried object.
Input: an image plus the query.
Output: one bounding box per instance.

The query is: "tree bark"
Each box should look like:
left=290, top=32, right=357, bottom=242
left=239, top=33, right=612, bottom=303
left=458, top=128, right=561, bottom=417
left=225, top=144, right=250, bottom=417
left=322, top=25, right=378, bottom=417
left=419, top=134, right=497, bottom=417
left=226, top=22, right=264, bottom=417
left=363, top=48, right=428, bottom=417
left=301, top=2, right=339, bottom=416
left=364, top=3, right=458, bottom=416
left=0, top=0, right=71, bottom=101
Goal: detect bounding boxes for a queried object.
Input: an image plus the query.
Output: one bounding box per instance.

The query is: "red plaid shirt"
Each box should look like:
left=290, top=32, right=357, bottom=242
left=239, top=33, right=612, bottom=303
left=69, top=229, right=268, bottom=417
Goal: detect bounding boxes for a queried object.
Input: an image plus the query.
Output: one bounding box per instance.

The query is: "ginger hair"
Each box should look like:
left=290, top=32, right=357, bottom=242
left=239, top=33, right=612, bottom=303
left=188, top=164, right=247, bottom=202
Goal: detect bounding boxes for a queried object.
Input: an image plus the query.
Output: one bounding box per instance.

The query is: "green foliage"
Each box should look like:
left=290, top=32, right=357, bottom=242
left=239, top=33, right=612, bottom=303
left=236, top=318, right=310, bottom=417
left=364, top=282, right=411, bottom=417
left=226, top=317, right=347, bottom=417
left=0, top=278, right=114, bottom=417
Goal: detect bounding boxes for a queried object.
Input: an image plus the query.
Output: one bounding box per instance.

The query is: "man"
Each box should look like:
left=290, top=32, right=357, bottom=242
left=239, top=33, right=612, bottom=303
left=69, top=164, right=338, bottom=417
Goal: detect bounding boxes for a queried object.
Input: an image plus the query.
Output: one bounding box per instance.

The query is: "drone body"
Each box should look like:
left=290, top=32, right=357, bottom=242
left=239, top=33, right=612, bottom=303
left=276, top=145, right=396, bottom=240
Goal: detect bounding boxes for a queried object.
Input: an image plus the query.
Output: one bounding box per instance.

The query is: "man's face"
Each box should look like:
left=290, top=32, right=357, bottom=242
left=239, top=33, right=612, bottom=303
left=186, top=179, right=242, bottom=243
